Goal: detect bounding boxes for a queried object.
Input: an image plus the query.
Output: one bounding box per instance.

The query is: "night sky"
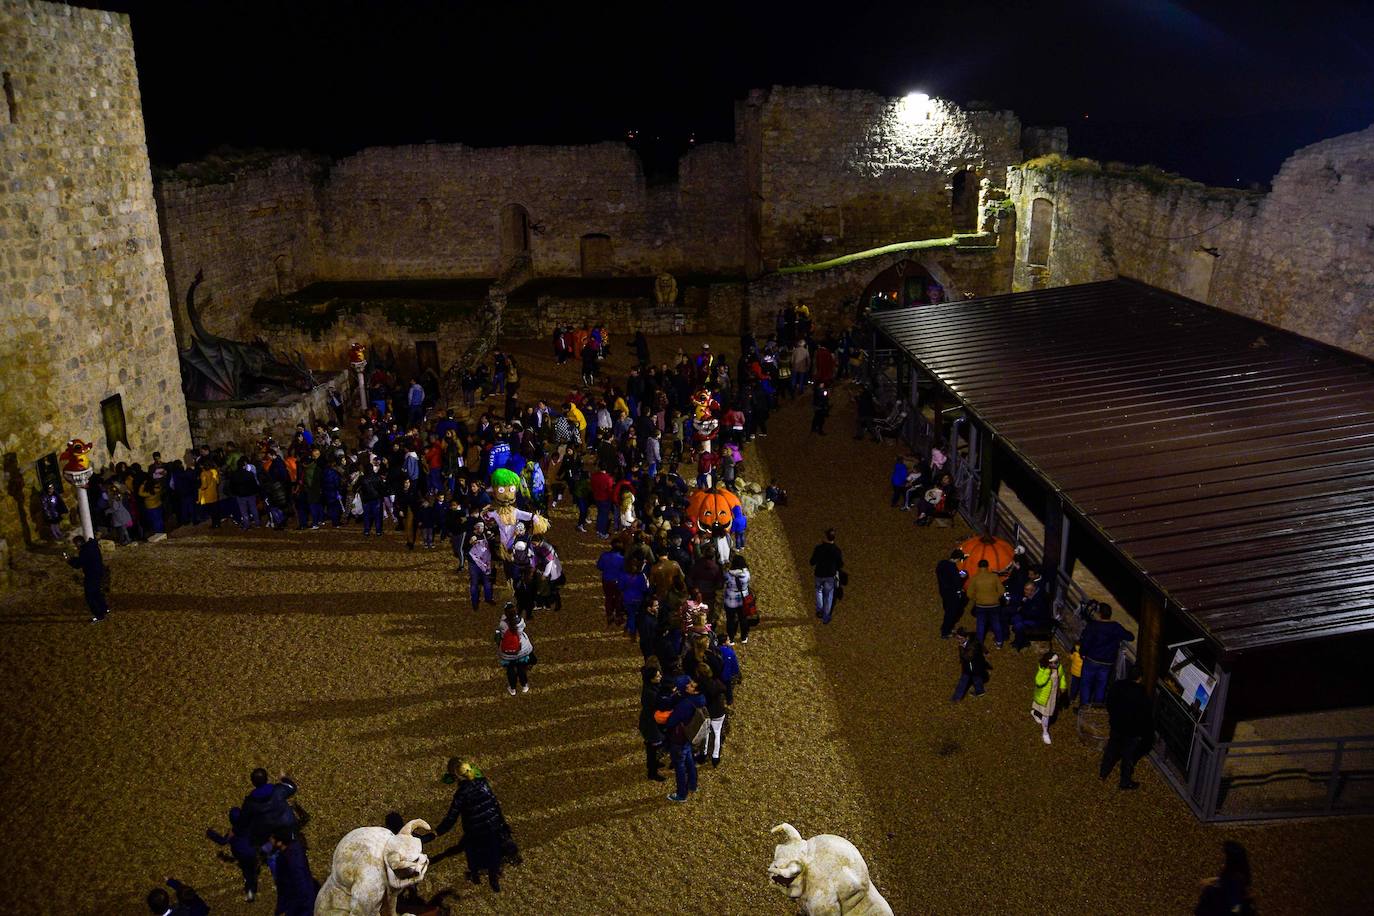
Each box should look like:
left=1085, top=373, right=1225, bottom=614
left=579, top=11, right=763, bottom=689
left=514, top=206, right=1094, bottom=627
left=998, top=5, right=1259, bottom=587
left=99, top=0, right=1374, bottom=188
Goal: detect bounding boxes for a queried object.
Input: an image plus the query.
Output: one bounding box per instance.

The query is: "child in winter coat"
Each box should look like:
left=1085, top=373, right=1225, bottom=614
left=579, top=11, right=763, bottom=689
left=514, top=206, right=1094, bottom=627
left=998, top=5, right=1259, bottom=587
left=1032, top=652, right=1069, bottom=745
left=1067, top=641, right=1084, bottom=708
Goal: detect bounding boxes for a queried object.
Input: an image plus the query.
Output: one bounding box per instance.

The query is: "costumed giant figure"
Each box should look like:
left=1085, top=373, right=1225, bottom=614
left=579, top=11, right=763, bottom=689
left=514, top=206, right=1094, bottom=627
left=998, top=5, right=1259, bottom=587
left=483, top=468, right=548, bottom=561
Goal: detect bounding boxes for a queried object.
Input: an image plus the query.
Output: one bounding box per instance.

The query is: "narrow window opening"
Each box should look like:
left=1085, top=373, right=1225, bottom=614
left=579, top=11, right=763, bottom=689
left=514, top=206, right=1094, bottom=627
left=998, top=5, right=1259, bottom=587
left=2, top=72, right=16, bottom=124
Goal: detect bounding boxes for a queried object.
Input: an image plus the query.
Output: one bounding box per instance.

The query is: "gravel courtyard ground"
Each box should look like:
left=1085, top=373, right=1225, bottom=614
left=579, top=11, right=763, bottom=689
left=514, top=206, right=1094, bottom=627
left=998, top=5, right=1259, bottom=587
left=0, top=335, right=1369, bottom=914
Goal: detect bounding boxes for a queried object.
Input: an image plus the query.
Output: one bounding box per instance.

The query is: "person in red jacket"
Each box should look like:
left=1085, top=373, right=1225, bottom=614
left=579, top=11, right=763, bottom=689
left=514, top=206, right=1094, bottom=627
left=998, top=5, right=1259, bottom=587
left=590, top=468, right=615, bottom=539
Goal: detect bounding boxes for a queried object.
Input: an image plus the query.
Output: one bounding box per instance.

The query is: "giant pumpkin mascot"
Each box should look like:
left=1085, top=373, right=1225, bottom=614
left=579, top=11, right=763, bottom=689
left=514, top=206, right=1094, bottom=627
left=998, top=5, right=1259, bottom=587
left=483, top=468, right=548, bottom=562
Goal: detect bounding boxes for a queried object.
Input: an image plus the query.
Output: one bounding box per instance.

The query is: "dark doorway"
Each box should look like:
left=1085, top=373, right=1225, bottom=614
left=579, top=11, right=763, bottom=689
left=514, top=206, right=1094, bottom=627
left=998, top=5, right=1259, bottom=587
left=861, top=260, right=942, bottom=310
left=415, top=340, right=440, bottom=377
left=951, top=170, right=979, bottom=233
left=503, top=204, right=531, bottom=257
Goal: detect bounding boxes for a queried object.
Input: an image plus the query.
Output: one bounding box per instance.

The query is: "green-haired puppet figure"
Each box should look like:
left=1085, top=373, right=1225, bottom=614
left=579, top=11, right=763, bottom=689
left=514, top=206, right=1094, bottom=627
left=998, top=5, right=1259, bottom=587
left=484, top=467, right=548, bottom=561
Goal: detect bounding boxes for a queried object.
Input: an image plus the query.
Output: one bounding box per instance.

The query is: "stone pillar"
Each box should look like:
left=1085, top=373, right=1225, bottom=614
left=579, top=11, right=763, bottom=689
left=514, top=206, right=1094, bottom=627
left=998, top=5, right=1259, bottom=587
left=351, top=359, right=368, bottom=412
left=63, top=467, right=95, bottom=541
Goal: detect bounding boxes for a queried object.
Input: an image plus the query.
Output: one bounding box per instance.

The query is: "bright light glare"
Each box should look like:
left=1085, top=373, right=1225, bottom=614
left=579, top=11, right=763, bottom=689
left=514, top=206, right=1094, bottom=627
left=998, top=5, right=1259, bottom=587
left=898, top=92, right=932, bottom=124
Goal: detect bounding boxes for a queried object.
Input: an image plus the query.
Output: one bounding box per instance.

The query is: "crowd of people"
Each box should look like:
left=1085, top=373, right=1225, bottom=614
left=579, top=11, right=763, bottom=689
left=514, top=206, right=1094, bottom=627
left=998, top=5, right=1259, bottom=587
left=49, top=311, right=1253, bottom=913
left=87, top=316, right=874, bottom=909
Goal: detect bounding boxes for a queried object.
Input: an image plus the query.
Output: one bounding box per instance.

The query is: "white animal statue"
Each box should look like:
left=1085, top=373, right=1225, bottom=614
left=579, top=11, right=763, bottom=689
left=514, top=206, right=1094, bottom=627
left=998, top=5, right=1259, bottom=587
left=768, top=823, right=893, bottom=916
left=314, top=819, right=432, bottom=916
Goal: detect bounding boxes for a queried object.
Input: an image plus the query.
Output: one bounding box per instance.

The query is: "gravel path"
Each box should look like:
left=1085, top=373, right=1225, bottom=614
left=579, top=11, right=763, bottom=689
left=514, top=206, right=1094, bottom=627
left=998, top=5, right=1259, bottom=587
left=1, top=335, right=1369, bottom=914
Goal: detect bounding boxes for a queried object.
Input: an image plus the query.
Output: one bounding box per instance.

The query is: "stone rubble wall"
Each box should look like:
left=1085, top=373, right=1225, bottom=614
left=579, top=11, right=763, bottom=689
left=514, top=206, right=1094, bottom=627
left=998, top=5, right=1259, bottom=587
left=1230, top=126, right=1374, bottom=358
left=187, top=371, right=348, bottom=451
left=1007, top=123, right=1374, bottom=359
left=0, top=0, right=192, bottom=553
left=155, top=155, right=324, bottom=344
left=744, top=86, right=1024, bottom=269
left=249, top=313, right=482, bottom=380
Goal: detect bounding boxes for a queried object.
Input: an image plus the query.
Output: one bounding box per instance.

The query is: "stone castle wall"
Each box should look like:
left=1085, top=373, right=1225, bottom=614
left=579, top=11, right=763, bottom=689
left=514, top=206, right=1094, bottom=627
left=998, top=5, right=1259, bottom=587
left=1007, top=124, right=1374, bottom=358
left=155, top=155, right=323, bottom=343
left=152, top=90, right=1018, bottom=338
left=0, top=0, right=192, bottom=551
left=312, top=140, right=749, bottom=282
left=745, top=86, right=1024, bottom=269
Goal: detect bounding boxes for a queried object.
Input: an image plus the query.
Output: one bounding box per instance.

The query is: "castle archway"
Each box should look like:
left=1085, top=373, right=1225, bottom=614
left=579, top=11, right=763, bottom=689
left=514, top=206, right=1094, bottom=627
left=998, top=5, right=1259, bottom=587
left=861, top=258, right=946, bottom=310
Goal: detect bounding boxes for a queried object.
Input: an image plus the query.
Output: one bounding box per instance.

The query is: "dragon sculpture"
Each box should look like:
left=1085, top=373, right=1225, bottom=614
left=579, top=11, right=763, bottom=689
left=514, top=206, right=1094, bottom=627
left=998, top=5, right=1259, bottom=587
left=179, top=269, right=317, bottom=401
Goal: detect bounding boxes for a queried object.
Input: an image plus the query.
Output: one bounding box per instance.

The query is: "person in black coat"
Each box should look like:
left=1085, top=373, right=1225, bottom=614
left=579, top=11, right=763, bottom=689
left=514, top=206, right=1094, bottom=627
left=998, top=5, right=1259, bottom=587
left=935, top=548, right=968, bottom=638
left=639, top=666, right=668, bottom=782
left=1011, top=578, right=1051, bottom=650
left=268, top=827, right=318, bottom=916
left=238, top=769, right=299, bottom=848
left=145, top=878, right=209, bottom=916
left=810, top=381, right=831, bottom=434
left=1100, top=664, right=1153, bottom=790
left=951, top=627, right=991, bottom=701
left=65, top=535, right=108, bottom=622
left=422, top=760, right=515, bottom=893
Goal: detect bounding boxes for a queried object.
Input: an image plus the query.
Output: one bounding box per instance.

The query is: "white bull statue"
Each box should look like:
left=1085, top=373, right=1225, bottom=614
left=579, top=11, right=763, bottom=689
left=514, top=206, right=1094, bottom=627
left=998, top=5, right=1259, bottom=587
left=314, top=818, right=432, bottom=916
left=768, top=823, right=893, bottom=916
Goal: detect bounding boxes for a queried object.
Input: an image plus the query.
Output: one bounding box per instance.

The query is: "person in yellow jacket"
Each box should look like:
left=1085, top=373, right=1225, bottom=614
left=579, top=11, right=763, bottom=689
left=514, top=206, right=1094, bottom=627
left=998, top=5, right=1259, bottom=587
left=1032, top=652, right=1069, bottom=745
left=967, top=559, right=1006, bottom=649
left=566, top=401, right=587, bottom=437
left=197, top=463, right=221, bottom=527
left=1067, top=641, right=1084, bottom=709
left=136, top=474, right=165, bottom=534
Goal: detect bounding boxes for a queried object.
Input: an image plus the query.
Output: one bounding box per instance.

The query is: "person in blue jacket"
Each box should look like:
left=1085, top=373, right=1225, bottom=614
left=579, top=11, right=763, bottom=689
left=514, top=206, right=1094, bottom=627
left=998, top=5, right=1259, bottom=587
left=890, top=455, right=910, bottom=507
left=618, top=557, right=651, bottom=637
left=206, top=805, right=261, bottom=901
left=664, top=675, right=706, bottom=802
left=730, top=504, right=748, bottom=551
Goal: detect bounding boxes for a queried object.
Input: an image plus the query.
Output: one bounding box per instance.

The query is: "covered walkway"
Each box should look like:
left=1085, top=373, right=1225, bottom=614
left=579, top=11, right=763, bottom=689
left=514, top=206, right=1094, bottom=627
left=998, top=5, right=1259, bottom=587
left=870, top=278, right=1374, bottom=820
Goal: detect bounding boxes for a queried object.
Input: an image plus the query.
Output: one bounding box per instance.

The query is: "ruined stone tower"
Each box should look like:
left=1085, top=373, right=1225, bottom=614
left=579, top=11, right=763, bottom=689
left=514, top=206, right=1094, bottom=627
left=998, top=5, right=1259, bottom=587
left=0, top=0, right=191, bottom=551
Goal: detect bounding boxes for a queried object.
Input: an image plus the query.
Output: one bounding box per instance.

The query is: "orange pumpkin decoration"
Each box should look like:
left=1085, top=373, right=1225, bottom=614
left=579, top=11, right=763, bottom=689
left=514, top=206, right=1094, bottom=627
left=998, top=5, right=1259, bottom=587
left=957, top=534, right=1015, bottom=581
left=687, top=486, right=742, bottom=530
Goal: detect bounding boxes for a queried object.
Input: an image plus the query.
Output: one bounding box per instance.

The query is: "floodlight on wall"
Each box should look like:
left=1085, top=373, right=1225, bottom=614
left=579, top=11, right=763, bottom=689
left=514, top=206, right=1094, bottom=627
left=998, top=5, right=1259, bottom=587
left=899, top=92, right=932, bottom=123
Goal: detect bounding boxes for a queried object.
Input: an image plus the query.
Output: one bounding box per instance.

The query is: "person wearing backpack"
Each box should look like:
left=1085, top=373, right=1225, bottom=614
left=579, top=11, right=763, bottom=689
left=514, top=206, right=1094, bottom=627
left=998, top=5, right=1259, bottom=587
left=495, top=603, right=534, bottom=695
left=663, top=675, right=706, bottom=803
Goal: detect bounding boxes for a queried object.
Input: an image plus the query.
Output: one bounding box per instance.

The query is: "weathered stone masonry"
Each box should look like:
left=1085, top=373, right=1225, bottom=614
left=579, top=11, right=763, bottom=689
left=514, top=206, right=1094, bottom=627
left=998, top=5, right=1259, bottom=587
left=1008, top=124, right=1374, bottom=359
left=0, top=0, right=192, bottom=551
left=152, top=85, right=1030, bottom=360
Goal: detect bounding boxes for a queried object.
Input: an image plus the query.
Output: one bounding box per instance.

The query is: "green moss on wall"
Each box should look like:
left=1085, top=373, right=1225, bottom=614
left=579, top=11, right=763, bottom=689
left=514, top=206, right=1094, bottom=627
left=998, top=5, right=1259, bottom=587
left=251, top=294, right=482, bottom=339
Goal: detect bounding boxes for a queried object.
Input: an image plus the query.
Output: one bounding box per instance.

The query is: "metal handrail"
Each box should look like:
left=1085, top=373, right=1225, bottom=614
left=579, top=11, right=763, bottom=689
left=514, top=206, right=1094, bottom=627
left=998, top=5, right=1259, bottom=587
left=1221, top=735, right=1374, bottom=751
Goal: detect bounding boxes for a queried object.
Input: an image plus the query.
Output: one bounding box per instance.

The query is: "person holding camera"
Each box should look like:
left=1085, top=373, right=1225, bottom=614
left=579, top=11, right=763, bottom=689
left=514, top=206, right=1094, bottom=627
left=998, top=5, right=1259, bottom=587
left=1032, top=651, right=1069, bottom=745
